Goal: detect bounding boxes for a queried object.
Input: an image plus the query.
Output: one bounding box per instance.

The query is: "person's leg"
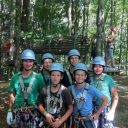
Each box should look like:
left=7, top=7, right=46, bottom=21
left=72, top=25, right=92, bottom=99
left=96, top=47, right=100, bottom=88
left=108, top=48, right=115, bottom=68
left=84, top=119, right=94, bottom=128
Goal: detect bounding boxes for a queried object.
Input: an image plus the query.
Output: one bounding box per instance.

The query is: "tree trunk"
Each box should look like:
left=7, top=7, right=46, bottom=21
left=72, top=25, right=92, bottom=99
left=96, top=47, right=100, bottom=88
left=96, top=0, right=104, bottom=56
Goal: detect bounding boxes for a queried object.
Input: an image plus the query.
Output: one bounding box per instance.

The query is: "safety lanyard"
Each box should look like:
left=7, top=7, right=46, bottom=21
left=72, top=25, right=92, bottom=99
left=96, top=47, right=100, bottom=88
left=71, top=83, right=89, bottom=110
left=18, top=72, right=36, bottom=100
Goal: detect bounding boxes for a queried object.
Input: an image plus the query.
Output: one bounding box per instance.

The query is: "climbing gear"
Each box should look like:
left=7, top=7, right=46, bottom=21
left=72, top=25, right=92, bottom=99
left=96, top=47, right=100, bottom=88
left=42, top=53, right=54, bottom=62
left=70, top=83, right=90, bottom=128
left=69, top=113, right=93, bottom=128
left=65, top=69, right=73, bottom=85
left=49, top=63, right=64, bottom=73
left=68, top=49, right=80, bottom=58
left=111, top=27, right=117, bottom=32
left=18, top=72, right=36, bottom=99
left=71, top=83, right=89, bottom=110
left=73, top=63, right=88, bottom=73
left=90, top=73, right=105, bottom=91
left=21, top=49, right=35, bottom=60
left=41, top=70, right=48, bottom=86
left=93, top=56, right=105, bottom=66
left=46, top=85, right=64, bottom=114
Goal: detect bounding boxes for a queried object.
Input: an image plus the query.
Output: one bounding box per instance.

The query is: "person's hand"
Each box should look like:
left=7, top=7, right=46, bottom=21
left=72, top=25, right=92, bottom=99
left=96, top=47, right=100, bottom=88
left=106, top=110, right=115, bottom=121
left=50, top=119, right=62, bottom=128
left=93, top=113, right=100, bottom=121
left=6, top=112, right=13, bottom=125
left=45, top=113, right=55, bottom=124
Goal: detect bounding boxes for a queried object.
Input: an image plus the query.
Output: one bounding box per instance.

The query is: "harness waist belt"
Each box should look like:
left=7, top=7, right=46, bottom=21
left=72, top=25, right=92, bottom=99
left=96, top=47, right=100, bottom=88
left=72, top=113, right=92, bottom=120
left=14, top=105, right=37, bottom=111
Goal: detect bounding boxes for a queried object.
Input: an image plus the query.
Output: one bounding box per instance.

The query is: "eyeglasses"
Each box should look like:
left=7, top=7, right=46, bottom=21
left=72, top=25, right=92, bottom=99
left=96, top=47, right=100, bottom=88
left=70, top=57, right=79, bottom=60
left=75, top=74, right=86, bottom=77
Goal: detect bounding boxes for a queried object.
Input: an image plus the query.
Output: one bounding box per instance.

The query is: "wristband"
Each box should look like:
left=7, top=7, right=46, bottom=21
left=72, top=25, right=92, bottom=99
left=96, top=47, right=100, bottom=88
left=8, top=108, right=12, bottom=112
left=43, top=110, right=47, bottom=116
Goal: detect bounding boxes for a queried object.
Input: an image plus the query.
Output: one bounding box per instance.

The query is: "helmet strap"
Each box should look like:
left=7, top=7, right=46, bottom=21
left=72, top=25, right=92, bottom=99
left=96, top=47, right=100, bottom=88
left=52, top=83, right=60, bottom=88
left=76, top=81, right=84, bottom=85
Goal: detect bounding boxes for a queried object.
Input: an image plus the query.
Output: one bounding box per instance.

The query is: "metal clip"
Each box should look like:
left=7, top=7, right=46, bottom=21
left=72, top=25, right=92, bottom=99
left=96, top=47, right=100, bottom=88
left=74, top=117, right=80, bottom=123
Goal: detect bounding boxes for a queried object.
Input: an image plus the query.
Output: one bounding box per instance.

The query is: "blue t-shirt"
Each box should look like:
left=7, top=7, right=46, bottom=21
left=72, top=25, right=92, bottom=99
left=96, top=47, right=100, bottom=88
left=68, top=82, right=102, bottom=116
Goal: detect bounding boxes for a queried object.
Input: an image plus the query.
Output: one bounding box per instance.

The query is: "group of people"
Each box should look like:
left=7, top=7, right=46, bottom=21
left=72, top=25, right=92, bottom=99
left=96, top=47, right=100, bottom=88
left=90, top=27, right=117, bottom=71
left=6, top=48, right=119, bottom=128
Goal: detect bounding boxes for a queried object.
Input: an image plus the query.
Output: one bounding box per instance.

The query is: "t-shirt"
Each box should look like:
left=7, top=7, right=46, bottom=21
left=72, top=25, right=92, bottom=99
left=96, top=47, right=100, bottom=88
left=4, top=42, right=11, bottom=52
left=61, top=69, right=91, bottom=87
left=8, top=72, right=46, bottom=108
left=90, top=73, right=116, bottom=105
left=68, top=82, right=102, bottom=116
left=38, top=85, right=72, bottom=127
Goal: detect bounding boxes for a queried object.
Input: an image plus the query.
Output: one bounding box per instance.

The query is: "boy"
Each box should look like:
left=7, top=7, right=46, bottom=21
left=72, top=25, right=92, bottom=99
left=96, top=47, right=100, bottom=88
left=38, top=63, right=73, bottom=128
left=6, top=49, right=46, bottom=128
left=68, top=63, right=108, bottom=128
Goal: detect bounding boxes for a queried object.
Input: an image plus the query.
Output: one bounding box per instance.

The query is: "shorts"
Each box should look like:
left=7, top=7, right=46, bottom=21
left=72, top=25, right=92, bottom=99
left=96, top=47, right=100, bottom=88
left=105, top=47, right=114, bottom=60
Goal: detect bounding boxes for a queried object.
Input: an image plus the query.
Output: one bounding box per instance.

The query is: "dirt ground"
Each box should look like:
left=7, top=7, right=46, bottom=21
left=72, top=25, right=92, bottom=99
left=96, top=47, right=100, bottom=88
left=0, top=75, right=128, bottom=128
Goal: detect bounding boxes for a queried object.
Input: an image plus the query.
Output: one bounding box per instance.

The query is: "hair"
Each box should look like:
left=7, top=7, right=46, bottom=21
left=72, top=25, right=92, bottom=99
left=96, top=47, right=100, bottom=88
left=92, top=64, right=104, bottom=71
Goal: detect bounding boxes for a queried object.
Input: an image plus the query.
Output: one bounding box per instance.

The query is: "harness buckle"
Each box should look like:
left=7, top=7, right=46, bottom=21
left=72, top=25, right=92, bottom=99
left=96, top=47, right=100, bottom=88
left=74, top=117, right=80, bottom=123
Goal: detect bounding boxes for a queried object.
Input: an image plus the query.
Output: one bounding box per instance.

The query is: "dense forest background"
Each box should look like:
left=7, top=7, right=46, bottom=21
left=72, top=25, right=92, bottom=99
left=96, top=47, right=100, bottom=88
left=0, top=0, right=128, bottom=81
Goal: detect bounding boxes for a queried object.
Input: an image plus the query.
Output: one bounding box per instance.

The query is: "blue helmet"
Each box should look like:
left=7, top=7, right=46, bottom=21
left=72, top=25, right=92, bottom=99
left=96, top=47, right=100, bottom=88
left=21, top=49, right=35, bottom=60
left=68, top=49, right=80, bottom=58
left=49, top=63, right=64, bottom=73
left=73, top=63, right=88, bottom=73
left=93, top=56, right=105, bottom=66
left=42, top=53, right=54, bottom=62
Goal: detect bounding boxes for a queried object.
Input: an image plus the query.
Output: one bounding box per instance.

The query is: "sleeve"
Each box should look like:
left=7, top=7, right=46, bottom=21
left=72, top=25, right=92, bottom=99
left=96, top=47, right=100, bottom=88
left=89, top=85, right=103, bottom=99
left=8, top=75, right=16, bottom=92
left=37, top=73, right=46, bottom=91
left=62, top=88, right=73, bottom=107
left=107, top=75, right=116, bottom=89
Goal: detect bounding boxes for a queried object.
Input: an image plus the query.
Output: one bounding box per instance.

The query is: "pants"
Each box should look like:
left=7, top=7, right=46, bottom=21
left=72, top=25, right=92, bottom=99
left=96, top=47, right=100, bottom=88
left=72, top=118, right=94, bottom=128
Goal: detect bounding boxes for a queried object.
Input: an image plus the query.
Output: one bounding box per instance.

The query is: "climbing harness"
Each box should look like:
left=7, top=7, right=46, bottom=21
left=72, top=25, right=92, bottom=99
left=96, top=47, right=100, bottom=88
left=69, top=83, right=93, bottom=128
left=11, top=72, right=42, bottom=128
left=46, top=85, right=64, bottom=114
left=65, top=69, right=73, bottom=85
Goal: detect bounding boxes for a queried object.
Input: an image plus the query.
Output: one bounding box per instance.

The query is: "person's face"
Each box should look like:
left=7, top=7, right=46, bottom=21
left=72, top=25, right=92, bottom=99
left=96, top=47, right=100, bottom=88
left=22, top=60, right=34, bottom=71
left=50, top=71, right=63, bottom=85
left=93, top=64, right=104, bottom=75
left=74, top=70, right=87, bottom=84
left=43, top=58, right=53, bottom=70
left=69, top=56, right=80, bottom=66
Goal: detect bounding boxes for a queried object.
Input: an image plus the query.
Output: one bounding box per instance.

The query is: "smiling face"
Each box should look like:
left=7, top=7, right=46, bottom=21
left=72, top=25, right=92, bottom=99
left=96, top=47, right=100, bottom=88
left=93, top=64, right=104, bottom=76
left=69, top=56, right=80, bottom=67
left=43, top=58, right=53, bottom=71
left=22, top=59, right=34, bottom=71
left=50, top=71, right=63, bottom=85
left=74, top=70, right=87, bottom=84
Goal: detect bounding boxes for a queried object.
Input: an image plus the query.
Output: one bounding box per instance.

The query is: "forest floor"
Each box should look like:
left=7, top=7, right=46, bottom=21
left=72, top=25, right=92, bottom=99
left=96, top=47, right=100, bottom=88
left=0, top=75, right=128, bottom=128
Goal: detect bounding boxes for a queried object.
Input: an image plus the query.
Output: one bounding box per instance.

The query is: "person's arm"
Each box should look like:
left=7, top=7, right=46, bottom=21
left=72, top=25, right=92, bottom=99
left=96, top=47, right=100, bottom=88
left=8, top=92, right=15, bottom=109
left=38, top=103, right=54, bottom=124
left=50, top=105, right=73, bottom=128
left=93, top=94, right=108, bottom=120
left=108, top=32, right=115, bottom=43
left=106, top=87, right=119, bottom=121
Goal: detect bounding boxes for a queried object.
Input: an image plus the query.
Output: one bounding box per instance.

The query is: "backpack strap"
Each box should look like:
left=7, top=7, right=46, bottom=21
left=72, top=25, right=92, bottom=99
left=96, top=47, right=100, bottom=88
left=65, top=69, right=73, bottom=85
left=18, top=72, right=36, bottom=100
left=71, top=83, right=89, bottom=111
